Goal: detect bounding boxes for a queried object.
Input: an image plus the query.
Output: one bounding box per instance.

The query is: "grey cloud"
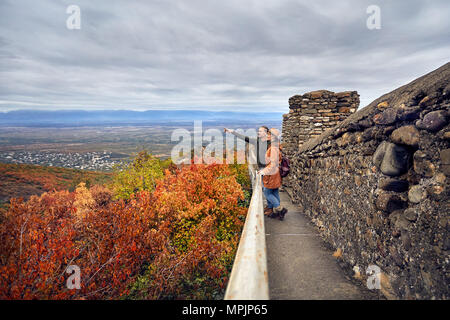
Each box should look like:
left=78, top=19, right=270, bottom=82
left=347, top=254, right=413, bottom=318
left=0, top=0, right=449, bottom=112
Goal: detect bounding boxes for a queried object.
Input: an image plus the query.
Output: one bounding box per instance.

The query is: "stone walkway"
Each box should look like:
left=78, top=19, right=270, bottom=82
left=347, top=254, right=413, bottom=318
left=265, top=190, right=378, bottom=300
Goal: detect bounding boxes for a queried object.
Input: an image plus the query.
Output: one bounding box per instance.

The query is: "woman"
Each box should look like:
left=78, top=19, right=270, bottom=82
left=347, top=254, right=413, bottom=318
left=257, top=128, right=287, bottom=220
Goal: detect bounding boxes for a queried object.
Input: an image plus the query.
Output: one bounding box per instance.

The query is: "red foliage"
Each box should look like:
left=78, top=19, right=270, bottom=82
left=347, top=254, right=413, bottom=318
left=0, top=163, right=246, bottom=299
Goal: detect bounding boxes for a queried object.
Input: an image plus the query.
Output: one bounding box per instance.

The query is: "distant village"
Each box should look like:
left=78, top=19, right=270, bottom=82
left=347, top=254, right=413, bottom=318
left=0, top=151, right=125, bottom=171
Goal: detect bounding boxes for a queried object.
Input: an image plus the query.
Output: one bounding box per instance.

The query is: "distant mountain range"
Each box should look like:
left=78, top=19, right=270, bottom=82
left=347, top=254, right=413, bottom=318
left=0, top=110, right=284, bottom=126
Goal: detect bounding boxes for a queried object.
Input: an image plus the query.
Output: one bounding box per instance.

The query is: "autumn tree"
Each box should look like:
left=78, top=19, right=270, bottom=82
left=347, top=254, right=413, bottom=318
left=0, top=157, right=247, bottom=300
left=110, top=151, right=170, bottom=200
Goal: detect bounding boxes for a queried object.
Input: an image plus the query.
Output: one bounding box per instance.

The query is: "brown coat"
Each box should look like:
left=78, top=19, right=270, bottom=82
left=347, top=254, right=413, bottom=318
left=261, top=144, right=281, bottom=189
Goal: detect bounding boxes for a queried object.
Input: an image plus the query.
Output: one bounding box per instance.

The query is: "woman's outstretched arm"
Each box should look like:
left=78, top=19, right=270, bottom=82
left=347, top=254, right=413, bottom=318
left=224, top=128, right=257, bottom=145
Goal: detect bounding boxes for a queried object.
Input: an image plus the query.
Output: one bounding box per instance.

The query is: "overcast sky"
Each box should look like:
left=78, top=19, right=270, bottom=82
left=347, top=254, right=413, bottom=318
left=0, top=0, right=449, bottom=113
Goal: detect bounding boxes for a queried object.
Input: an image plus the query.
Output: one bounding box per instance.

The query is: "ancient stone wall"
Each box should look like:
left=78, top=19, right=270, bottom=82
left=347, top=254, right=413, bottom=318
left=283, top=63, right=450, bottom=299
left=282, top=90, right=359, bottom=186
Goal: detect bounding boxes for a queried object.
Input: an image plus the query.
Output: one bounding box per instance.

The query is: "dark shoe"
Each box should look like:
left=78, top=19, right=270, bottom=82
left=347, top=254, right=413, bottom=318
left=272, top=206, right=282, bottom=219
left=278, top=208, right=288, bottom=221
left=264, top=207, right=273, bottom=215
left=268, top=211, right=279, bottom=219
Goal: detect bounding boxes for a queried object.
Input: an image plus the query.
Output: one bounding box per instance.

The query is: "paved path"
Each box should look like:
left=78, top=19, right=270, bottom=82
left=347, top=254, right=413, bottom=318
left=265, top=190, right=376, bottom=300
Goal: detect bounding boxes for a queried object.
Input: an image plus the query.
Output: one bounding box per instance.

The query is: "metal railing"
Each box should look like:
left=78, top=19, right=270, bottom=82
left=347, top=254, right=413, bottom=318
left=224, top=164, right=269, bottom=300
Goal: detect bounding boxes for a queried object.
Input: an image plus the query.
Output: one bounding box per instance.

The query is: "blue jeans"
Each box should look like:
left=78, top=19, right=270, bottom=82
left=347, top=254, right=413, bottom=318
left=263, top=187, right=280, bottom=209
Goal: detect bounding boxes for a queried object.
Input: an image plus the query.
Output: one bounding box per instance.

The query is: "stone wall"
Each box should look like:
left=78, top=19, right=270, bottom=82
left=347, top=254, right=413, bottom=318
left=283, top=62, right=450, bottom=299
left=282, top=90, right=359, bottom=186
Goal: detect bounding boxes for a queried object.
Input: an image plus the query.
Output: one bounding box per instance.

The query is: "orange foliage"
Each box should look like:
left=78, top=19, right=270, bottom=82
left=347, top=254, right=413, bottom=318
left=0, top=163, right=246, bottom=299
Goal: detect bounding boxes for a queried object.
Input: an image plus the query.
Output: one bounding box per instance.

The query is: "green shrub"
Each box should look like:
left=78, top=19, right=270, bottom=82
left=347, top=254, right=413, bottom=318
left=111, top=151, right=166, bottom=200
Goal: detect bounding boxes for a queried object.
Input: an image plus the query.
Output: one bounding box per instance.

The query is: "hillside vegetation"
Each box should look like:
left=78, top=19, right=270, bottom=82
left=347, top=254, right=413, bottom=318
left=0, top=163, right=112, bottom=207
left=0, top=152, right=251, bottom=299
